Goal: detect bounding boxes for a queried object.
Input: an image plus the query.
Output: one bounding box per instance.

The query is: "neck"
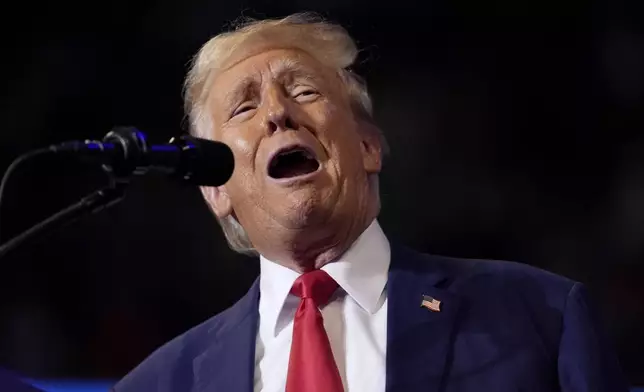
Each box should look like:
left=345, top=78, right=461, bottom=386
left=258, top=204, right=378, bottom=273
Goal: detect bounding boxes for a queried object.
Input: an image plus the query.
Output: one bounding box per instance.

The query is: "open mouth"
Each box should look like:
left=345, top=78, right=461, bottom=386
left=268, top=146, right=320, bottom=179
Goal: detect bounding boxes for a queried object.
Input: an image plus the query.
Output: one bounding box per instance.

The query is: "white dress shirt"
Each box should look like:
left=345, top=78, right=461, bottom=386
left=254, top=219, right=390, bottom=392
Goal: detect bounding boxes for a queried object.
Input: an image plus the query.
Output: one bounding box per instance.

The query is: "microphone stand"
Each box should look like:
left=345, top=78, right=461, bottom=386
left=0, top=180, right=128, bottom=260
left=0, top=126, right=145, bottom=260
left=0, top=126, right=234, bottom=260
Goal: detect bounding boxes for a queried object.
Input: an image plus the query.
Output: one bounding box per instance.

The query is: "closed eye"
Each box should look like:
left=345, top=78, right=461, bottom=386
left=296, top=89, right=316, bottom=96
left=232, top=104, right=255, bottom=117
left=292, top=86, right=319, bottom=101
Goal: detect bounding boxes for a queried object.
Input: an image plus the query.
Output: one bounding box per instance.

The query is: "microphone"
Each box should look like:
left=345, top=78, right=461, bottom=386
left=49, top=127, right=234, bottom=186
left=0, top=126, right=233, bottom=258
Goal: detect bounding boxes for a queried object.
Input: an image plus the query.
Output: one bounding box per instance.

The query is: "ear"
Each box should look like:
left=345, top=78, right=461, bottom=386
left=200, top=185, right=233, bottom=219
left=359, top=121, right=383, bottom=175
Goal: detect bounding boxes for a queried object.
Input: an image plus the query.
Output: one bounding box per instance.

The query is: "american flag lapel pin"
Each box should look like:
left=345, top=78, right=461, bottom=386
left=421, top=295, right=441, bottom=312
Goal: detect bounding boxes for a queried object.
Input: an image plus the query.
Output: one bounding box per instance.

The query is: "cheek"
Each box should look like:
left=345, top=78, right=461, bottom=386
left=320, top=114, right=362, bottom=157
left=227, top=134, right=255, bottom=159
left=221, top=128, right=261, bottom=174
left=312, top=101, right=357, bottom=142
left=316, top=99, right=341, bottom=125
left=226, top=167, right=261, bottom=213
left=221, top=131, right=261, bottom=194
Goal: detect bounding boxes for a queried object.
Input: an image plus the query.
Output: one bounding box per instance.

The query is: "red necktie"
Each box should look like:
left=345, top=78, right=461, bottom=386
left=286, top=269, right=344, bottom=392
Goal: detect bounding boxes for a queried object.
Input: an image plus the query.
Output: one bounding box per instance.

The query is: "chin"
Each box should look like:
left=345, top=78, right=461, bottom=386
left=273, top=190, right=335, bottom=230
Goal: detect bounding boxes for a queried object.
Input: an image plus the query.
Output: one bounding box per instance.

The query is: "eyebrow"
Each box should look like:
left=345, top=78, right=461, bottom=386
left=272, top=59, right=322, bottom=85
left=222, top=77, right=256, bottom=108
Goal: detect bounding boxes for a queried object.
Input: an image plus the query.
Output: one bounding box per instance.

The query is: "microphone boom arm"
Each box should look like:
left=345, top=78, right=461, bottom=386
left=0, top=182, right=127, bottom=260
left=0, top=126, right=234, bottom=260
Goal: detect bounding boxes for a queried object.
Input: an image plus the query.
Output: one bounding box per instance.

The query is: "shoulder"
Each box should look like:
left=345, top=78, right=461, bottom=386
left=395, top=246, right=582, bottom=357
left=448, top=253, right=577, bottom=312
left=113, top=280, right=259, bottom=392
left=393, top=244, right=579, bottom=313
left=445, top=253, right=575, bottom=294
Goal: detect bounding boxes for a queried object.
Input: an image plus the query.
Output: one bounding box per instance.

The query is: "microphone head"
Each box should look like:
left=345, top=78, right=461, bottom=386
left=171, top=135, right=235, bottom=186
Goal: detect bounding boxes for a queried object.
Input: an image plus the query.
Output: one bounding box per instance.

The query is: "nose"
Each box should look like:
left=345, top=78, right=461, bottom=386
left=263, top=88, right=299, bottom=135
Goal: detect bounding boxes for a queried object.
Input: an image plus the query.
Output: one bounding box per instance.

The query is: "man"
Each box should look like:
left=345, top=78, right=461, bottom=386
left=114, top=13, right=628, bottom=392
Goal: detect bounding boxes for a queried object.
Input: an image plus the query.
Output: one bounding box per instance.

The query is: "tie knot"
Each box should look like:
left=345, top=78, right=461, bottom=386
left=291, top=270, right=338, bottom=307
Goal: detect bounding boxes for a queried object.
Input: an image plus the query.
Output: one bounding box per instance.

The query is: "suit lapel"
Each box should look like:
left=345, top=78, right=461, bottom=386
left=193, top=279, right=260, bottom=392
left=188, top=244, right=462, bottom=392
left=386, top=244, right=462, bottom=392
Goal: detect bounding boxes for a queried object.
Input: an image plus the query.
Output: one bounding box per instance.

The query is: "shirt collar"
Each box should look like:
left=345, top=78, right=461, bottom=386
left=259, top=219, right=391, bottom=335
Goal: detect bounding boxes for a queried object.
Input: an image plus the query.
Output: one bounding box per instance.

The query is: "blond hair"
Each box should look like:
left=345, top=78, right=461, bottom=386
left=184, top=13, right=388, bottom=255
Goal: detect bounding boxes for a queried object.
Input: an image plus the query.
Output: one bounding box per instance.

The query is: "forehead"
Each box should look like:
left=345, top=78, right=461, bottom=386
left=210, top=49, right=335, bottom=95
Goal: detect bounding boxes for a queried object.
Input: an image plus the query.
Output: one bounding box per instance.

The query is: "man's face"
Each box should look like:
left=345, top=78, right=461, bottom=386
left=204, top=48, right=381, bottom=243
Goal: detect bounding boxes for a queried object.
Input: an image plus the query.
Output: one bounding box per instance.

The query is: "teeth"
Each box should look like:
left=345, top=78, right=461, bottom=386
left=274, top=147, right=314, bottom=160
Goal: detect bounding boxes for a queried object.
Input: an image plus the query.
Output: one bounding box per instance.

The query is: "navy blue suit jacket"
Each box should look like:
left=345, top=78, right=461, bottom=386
left=0, top=368, right=42, bottom=392
left=114, top=244, right=628, bottom=391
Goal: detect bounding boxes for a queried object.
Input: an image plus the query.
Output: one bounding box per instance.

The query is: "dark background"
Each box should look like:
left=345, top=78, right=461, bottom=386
left=1, top=0, right=643, bottom=386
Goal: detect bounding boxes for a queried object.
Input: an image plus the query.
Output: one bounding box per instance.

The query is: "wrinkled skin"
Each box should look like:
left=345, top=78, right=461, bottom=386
left=202, top=48, right=382, bottom=272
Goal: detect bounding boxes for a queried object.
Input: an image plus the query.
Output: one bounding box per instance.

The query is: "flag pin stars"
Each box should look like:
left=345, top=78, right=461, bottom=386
left=421, top=295, right=441, bottom=312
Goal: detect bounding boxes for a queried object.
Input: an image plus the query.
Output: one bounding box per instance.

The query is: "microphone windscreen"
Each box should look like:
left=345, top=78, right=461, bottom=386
left=180, top=137, right=235, bottom=186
